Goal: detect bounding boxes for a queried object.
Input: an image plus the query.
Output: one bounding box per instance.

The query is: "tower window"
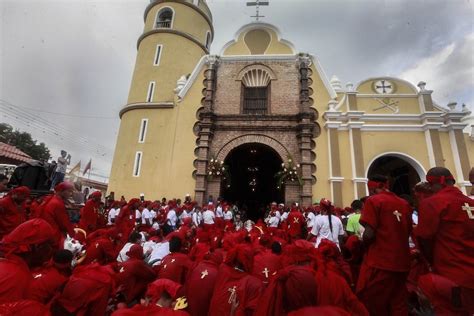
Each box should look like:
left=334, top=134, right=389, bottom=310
left=146, top=81, right=155, bottom=102
left=156, top=8, right=174, bottom=28
left=153, top=44, right=163, bottom=66
left=138, top=119, right=148, bottom=143
left=205, top=31, right=211, bottom=50
left=133, top=151, right=143, bottom=177
left=243, top=85, right=269, bottom=115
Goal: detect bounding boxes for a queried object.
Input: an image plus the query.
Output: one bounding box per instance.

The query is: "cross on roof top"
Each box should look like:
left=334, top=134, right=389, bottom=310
left=246, top=0, right=269, bottom=21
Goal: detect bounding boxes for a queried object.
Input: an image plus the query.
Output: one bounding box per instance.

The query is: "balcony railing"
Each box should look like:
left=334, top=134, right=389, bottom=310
left=156, top=21, right=171, bottom=28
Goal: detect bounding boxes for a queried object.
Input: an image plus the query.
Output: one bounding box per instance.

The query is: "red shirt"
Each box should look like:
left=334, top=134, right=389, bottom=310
left=287, top=210, right=305, bottom=237
left=251, top=250, right=282, bottom=283
left=82, top=236, right=117, bottom=265
left=0, top=196, right=26, bottom=238
left=360, top=191, right=412, bottom=272
left=157, top=252, right=191, bottom=285
left=208, top=264, right=263, bottom=316
left=79, top=199, right=100, bottom=233
left=0, top=255, right=31, bottom=303
left=39, top=195, right=75, bottom=240
left=415, top=186, right=474, bottom=289
left=112, top=304, right=190, bottom=315
left=116, top=258, right=156, bottom=303
left=185, top=260, right=219, bottom=316
left=27, top=265, right=69, bottom=304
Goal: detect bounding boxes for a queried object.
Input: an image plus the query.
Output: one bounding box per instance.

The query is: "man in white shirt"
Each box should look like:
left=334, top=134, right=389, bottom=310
left=179, top=208, right=191, bottom=225
left=268, top=212, right=280, bottom=228
left=141, top=206, right=152, bottom=226
left=223, top=207, right=233, bottom=222
left=192, top=206, right=203, bottom=227
left=107, top=207, right=117, bottom=225
left=306, top=209, right=317, bottom=231
left=310, top=199, right=345, bottom=249
left=202, top=207, right=215, bottom=229
left=135, top=207, right=142, bottom=224
left=117, top=231, right=142, bottom=262
left=166, top=208, right=178, bottom=233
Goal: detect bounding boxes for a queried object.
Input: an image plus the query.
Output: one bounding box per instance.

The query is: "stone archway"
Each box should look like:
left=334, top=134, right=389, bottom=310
left=216, top=134, right=290, bottom=162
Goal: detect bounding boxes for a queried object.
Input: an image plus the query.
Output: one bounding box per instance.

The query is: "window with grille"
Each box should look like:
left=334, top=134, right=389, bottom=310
left=156, top=8, right=173, bottom=28
left=243, top=85, right=269, bottom=115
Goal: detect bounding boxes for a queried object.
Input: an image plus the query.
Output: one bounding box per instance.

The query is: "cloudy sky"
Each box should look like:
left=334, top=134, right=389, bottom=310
left=1, top=0, right=472, bottom=181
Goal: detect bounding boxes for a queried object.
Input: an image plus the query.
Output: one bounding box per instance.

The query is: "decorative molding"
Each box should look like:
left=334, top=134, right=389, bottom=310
left=365, top=152, right=427, bottom=181
left=220, top=22, right=296, bottom=55
left=177, top=55, right=209, bottom=101
left=329, top=177, right=344, bottom=182
left=352, top=178, right=368, bottom=183
left=137, top=29, right=209, bottom=54
left=119, top=102, right=174, bottom=118
left=355, top=76, right=418, bottom=94
left=144, top=0, right=214, bottom=37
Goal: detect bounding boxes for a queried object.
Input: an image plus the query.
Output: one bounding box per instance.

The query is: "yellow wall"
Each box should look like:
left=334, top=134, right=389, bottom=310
left=144, top=2, right=212, bottom=44
left=222, top=26, right=293, bottom=55
left=128, top=34, right=205, bottom=104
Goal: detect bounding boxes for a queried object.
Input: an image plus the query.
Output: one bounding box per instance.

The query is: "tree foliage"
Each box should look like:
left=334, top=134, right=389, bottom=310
left=0, top=123, right=51, bottom=162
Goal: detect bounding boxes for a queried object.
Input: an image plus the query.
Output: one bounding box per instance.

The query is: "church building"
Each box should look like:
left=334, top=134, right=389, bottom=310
left=109, top=0, right=473, bottom=209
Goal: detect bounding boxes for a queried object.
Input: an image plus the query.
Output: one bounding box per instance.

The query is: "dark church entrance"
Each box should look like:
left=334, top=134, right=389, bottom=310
left=221, top=143, right=284, bottom=220
left=367, top=155, right=421, bottom=197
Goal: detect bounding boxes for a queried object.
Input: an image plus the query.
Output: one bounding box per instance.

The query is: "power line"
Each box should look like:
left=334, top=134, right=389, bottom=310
left=0, top=98, right=116, bottom=119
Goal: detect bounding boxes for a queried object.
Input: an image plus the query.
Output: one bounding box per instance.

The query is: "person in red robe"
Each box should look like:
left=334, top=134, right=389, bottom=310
left=26, top=249, right=73, bottom=305
left=287, top=203, right=306, bottom=242
left=185, top=252, right=222, bottom=316
left=415, top=167, right=474, bottom=314
left=255, top=265, right=318, bottom=315
left=0, top=186, right=30, bottom=239
left=0, top=300, right=51, bottom=316
left=52, top=263, right=115, bottom=316
left=113, top=279, right=189, bottom=315
left=251, top=241, right=283, bottom=284
left=78, top=191, right=102, bottom=233
left=287, top=306, right=351, bottom=316
left=38, top=182, right=76, bottom=245
left=157, top=235, right=192, bottom=284
left=0, top=219, right=56, bottom=303
left=356, top=175, right=412, bottom=316
left=115, top=198, right=140, bottom=243
left=208, top=244, right=263, bottom=316
left=82, top=228, right=118, bottom=265
left=115, top=244, right=156, bottom=304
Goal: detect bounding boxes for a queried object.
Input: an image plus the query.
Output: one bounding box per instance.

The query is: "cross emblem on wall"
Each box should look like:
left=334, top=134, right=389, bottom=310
left=374, top=80, right=394, bottom=94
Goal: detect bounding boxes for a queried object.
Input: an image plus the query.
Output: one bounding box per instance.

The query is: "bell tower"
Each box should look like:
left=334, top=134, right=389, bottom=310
left=109, top=0, right=213, bottom=198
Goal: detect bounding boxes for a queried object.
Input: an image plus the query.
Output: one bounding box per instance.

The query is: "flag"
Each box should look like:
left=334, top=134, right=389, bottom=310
left=68, top=160, right=81, bottom=175
left=83, top=159, right=92, bottom=176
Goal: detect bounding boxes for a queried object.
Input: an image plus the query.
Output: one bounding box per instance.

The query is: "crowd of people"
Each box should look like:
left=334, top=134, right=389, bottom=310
left=0, top=166, right=472, bottom=315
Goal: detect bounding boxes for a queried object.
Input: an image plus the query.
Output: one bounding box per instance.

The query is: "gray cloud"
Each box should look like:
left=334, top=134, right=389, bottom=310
left=1, top=0, right=472, bottom=180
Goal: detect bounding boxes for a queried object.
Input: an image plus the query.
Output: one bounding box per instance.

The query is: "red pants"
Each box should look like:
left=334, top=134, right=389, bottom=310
left=356, top=263, right=408, bottom=316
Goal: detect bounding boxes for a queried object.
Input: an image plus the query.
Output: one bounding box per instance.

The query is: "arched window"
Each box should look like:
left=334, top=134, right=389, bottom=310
left=241, top=68, right=272, bottom=115
left=205, top=31, right=211, bottom=50
left=156, top=7, right=173, bottom=29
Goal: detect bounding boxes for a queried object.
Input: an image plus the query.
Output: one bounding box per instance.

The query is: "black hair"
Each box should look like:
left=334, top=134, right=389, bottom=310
left=327, top=206, right=333, bottom=234
left=128, top=231, right=142, bottom=243
left=426, top=167, right=455, bottom=185
left=169, top=236, right=182, bottom=253
left=271, top=242, right=282, bottom=255
left=53, top=249, right=73, bottom=264
left=350, top=199, right=363, bottom=211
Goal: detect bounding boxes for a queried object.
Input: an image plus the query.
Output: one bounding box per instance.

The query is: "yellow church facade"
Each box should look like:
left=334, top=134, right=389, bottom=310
left=109, top=0, right=473, bottom=208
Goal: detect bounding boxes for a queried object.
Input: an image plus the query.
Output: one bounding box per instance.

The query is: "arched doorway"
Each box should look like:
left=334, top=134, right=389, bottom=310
left=367, top=154, right=423, bottom=197
left=221, top=143, right=283, bottom=220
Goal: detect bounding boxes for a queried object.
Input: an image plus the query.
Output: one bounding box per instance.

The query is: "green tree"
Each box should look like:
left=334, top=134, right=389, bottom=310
left=0, top=123, right=51, bottom=161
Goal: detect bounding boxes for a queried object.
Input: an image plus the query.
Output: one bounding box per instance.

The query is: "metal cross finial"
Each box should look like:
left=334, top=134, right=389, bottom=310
left=246, top=0, right=269, bottom=21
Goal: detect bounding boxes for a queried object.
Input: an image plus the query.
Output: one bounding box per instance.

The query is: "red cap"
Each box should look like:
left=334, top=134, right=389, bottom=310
left=54, top=181, right=74, bottom=192
left=146, top=279, right=182, bottom=302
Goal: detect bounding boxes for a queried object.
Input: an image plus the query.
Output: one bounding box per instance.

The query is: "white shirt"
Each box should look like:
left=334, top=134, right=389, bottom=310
left=107, top=208, right=117, bottom=225
left=179, top=210, right=190, bottom=224
left=167, top=209, right=178, bottom=226
left=135, top=209, right=142, bottom=220
left=216, top=205, right=223, bottom=218
left=203, top=210, right=215, bottom=224
left=268, top=216, right=279, bottom=228
left=117, top=242, right=134, bottom=262
left=150, top=210, right=157, bottom=220
left=192, top=211, right=202, bottom=226
left=281, top=211, right=289, bottom=221
left=148, top=241, right=170, bottom=266
left=141, top=208, right=152, bottom=225
left=311, top=215, right=345, bottom=248
left=306, top=212, right=316, bottom=228
left=223, top=210, right=233, bottom=221
left=275, top=210, right=281, bottom=220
